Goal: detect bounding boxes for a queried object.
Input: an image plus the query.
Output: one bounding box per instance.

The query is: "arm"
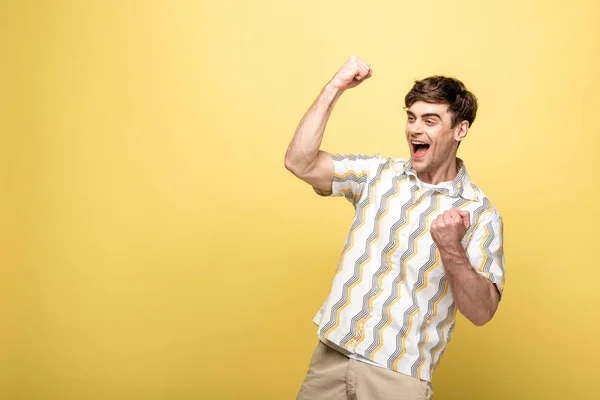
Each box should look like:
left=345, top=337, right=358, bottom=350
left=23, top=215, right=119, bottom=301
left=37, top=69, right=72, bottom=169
left=431, top=209, right=501, bottom=326
left=284, top=56, right=372, bottom=193
left=438, top=242, right=500, bottom=326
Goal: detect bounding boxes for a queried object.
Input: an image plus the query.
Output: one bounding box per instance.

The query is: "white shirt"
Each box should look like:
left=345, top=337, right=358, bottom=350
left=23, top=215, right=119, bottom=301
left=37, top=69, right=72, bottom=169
left=313, top=154, right=505, bottom=382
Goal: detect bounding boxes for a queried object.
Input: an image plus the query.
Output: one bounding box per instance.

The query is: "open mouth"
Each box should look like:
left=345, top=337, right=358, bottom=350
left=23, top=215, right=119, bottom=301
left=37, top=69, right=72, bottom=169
left=411, top=141, right=430, bottom=159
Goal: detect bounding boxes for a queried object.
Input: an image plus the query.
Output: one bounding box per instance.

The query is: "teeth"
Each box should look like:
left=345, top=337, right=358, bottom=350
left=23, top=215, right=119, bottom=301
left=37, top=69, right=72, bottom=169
left=412, top=141, right=428, bottom=145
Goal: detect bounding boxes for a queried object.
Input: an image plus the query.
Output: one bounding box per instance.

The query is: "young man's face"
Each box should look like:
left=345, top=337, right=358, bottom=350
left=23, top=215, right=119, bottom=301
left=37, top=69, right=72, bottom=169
left=405, top=101, right=466, bottom=175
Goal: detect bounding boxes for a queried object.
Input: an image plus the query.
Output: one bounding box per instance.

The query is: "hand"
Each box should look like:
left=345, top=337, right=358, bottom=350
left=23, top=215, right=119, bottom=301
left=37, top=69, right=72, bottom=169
left=329, top=55, right=372, bottom=91
left=431, top=209, right=470, bottom=251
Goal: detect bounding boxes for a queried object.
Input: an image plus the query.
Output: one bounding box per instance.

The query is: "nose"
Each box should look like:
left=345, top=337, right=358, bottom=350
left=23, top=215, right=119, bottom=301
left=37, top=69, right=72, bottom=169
left=407, top=120, right=424, bottom=136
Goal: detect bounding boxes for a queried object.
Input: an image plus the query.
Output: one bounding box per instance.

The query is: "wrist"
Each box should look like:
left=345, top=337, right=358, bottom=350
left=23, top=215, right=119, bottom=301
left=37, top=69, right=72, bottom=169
left=324, top=81, right=344, bottom=99
left=438, top=242, right=468, bottom=264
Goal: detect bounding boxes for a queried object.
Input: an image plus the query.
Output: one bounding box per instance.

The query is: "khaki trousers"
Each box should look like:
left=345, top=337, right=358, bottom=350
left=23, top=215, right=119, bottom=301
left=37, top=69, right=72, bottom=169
left=297, top=342, right=433, bottom=400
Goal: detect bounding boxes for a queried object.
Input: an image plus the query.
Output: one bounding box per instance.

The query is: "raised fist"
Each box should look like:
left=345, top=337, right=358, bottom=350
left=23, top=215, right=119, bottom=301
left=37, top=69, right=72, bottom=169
left=329, top=55, right=372, bottom=91
left=431, top=209, right=471, bottom=251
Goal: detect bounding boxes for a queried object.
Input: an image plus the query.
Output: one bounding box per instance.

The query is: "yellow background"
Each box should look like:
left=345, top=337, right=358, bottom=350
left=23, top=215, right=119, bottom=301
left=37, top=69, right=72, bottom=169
left=3, top=0, right=599, bottom=399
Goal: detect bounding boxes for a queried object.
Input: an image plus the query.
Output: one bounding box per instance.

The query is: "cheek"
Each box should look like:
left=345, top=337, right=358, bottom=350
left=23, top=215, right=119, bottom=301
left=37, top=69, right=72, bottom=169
left=431, top=130, right=454, bottom=148
left=426, top=125, right=444, bottom=135
left=424, top=128, right=442, bottom=146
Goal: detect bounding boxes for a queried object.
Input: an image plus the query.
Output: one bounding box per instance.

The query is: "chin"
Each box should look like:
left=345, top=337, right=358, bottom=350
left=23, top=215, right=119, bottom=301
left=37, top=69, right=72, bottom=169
left=410, top=159, right=427, bottom=173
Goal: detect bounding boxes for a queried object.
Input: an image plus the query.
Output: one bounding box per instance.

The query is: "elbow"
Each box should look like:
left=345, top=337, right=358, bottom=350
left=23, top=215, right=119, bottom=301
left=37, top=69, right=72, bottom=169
left=284, top=146, right=297, bottom=173
left=471, top=317, right=490, bottom=327
left=284, top=153, right=295, bottom=173
left=470, top=309, right=496, bottom=327
left=284, top=152, right=311, bottom=178
left=284, top=154, right=299, bottom=176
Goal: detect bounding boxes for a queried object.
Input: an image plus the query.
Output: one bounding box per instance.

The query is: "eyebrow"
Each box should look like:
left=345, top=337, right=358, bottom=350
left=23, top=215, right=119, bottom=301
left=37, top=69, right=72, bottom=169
left=406, top=111, right=442, bottom=120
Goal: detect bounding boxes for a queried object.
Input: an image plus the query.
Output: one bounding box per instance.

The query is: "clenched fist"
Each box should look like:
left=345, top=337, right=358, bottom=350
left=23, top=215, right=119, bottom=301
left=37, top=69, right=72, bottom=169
left=329, top=55, right=372, bottom=91
left=431, top=209, right=470, bottom=251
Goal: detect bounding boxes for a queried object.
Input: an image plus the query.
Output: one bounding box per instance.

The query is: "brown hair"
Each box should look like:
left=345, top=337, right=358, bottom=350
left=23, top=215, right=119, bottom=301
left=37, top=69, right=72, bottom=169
left=405, top=76, right=478, bottom=127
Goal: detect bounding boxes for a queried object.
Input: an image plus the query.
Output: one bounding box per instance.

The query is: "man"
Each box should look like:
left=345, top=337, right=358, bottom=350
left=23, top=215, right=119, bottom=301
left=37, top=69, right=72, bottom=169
left=285, top=56, right=505, bottom=400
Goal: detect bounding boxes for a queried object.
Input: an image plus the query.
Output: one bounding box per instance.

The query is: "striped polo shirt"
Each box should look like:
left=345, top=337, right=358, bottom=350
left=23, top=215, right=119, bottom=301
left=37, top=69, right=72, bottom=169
left=313, top=154, right=505, bottom=382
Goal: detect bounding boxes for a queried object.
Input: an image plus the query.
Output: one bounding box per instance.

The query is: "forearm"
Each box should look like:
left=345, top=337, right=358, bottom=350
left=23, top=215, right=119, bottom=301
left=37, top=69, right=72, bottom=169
left=440, top=246, right=499, bottom=326
left=284, top=83, right=342, bottom=175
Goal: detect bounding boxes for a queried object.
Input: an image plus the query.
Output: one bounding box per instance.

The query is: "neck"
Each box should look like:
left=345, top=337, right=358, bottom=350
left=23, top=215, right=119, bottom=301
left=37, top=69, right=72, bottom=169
left=417, top=157, right=458, bottom=185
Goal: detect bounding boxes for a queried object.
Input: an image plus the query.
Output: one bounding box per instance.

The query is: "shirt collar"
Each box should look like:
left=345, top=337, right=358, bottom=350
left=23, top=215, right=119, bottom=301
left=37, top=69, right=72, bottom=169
left=401, top=158, right=478, bottom=201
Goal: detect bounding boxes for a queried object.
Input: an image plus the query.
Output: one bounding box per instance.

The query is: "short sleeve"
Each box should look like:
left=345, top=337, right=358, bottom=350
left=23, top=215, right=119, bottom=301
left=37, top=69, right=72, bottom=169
left=315, top=153, right=381, bottom=205
left=465, top=209, right=506, bottom=296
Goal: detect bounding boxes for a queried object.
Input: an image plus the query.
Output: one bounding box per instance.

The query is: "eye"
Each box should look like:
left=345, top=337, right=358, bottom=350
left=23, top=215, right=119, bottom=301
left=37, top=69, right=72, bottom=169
left=407, top=115, right=415, bottom=122
left=426, top=119, right=436, bottom=125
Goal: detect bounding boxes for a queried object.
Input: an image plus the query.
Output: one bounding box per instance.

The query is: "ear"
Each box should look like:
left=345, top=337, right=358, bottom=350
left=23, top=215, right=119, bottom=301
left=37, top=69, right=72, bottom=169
left=454, top=120, right=469, bottom=143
